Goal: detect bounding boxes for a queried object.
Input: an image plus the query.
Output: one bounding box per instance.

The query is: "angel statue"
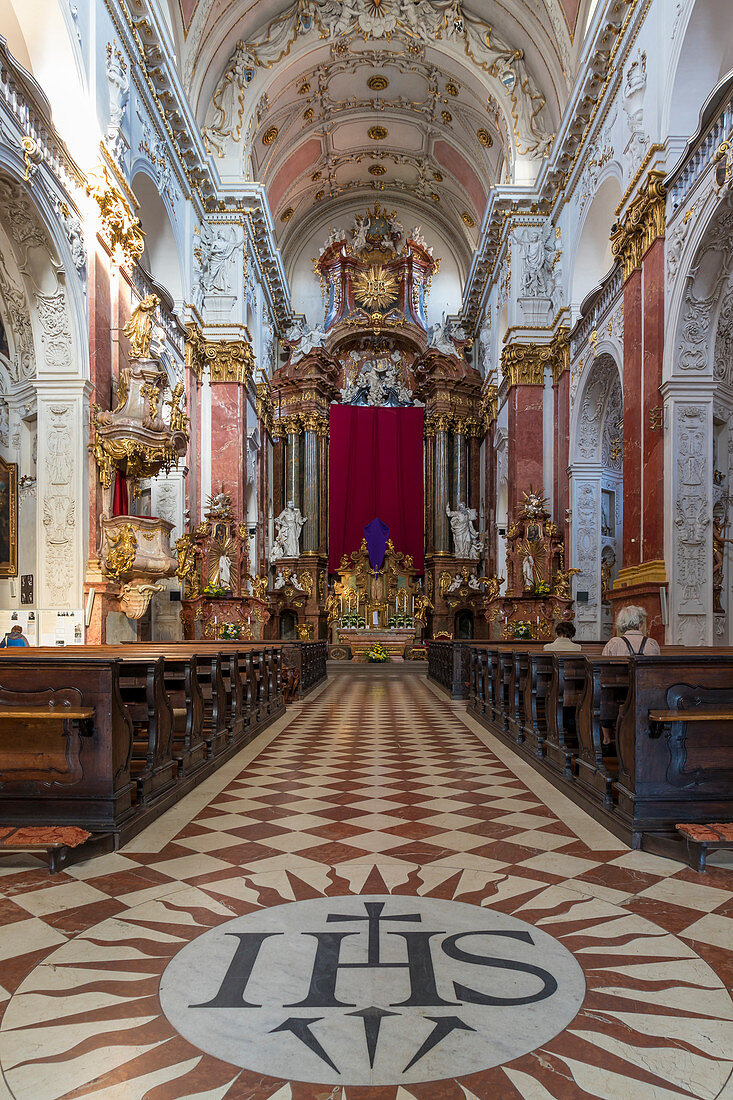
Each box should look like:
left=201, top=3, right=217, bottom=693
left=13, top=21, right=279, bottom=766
left=166, top=381, right=189, bottom=439
left=413, top=592, right=434, bottom=623
left=122, top=294, right=159, bottom=360
left=483, top=574, right=505, bottom=603
left=175, top=534, right=199, bottom=598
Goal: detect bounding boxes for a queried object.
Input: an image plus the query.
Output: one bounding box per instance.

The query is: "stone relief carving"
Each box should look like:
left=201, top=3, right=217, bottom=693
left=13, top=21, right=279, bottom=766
left=193, top=223, right=238, bottom=307
left=574, top=482, right=598, bottom=620
left=36, top=289, right=73, bottom=369
left=0, top=399, right=8, bottom=448
left=623, top=50, right=648, bottom=175
left=136, top=105, right=181, bottom=207
left=714, top=276, right=733, bottom=385
left=677, top=284, right=717, bottom=372
left=105, top=43, right=129, bottom=162
left=601, top=377, right=623, bottom=473
left=674, top=405, right=709, bottom=616
left=517, top=222, right=558, bottom=300
left=43, top=405, right=75, bottom=607
left=577, top=359, right=615, bottom=460
left=0, top=251, right=35, bottom=382
left=53, top=197, right=86, bottom=274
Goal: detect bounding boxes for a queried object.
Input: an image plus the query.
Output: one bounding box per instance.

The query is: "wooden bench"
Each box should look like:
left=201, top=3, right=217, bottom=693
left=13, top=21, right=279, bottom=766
left=0, top=657, right=135, bottom=831
left=675, top=823, right=733, bottom=872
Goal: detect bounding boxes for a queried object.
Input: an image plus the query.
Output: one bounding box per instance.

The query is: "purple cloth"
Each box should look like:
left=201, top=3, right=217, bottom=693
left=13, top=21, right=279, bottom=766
left=364, top=517, right=390, bottom=571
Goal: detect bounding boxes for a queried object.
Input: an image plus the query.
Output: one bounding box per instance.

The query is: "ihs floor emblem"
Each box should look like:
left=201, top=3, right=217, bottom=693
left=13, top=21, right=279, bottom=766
left=159, top=895, right=586, bottom=1085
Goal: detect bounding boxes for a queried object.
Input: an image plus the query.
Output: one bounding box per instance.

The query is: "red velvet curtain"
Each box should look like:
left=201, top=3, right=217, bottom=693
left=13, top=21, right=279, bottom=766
left=112, top=471, right=129, bottom=517
left=329, top=405, right=424, bottom=572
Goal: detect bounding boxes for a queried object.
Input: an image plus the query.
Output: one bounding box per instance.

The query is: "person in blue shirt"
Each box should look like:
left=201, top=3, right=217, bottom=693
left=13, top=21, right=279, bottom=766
left=0, top=624, right=29, bottom=647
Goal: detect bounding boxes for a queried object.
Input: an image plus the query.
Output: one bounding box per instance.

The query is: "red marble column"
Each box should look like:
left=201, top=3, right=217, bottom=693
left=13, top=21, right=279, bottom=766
left=622, top=267, right=643, bottom=569
left=507, top=383, right=544, bottom=519
left=642, top=237, right=665, bottom=563
left=553, top=370, right=570, bottom=543
left=87, top=240, right=112, bottom=559
left=210, top=383, right=247, bottom=518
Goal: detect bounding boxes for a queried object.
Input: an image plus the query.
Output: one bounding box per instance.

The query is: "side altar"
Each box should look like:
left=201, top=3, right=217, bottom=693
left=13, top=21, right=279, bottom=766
left=328, top=538, right=431, bottom=659
left=484, top=489, right=576, bottom=640
left=176, top=489, right=270, bottom=640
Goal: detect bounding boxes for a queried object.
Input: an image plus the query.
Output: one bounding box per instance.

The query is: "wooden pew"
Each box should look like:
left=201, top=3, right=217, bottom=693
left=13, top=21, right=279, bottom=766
left=521, top=652, right=554, bottom=759
left=116, top=655, right=177, bottom=802
left=575, top=656, right=630, bottom=807
left=544, top=648, right=604, bottom=778
left=615, top=653, right=733, bottom=846
left=0, top=655, right=134, bottom=832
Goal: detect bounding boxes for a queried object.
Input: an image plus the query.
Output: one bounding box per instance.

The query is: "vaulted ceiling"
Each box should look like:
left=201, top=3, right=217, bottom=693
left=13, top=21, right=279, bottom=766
left=167, top=0, right=589, bottom=272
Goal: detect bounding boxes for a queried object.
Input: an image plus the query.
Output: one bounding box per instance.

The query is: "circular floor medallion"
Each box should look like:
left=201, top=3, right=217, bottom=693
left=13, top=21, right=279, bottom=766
left=159, top=894, right=586, bottom=1085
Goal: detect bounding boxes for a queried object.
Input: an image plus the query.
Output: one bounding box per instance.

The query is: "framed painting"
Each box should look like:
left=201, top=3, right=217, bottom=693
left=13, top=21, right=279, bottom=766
left=0, top=456, right=18, bottom=577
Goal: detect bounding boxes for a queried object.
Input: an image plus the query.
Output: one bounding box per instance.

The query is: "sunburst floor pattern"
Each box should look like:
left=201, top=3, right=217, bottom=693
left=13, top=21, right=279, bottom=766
left=0, top=666, right=732, bottom=1099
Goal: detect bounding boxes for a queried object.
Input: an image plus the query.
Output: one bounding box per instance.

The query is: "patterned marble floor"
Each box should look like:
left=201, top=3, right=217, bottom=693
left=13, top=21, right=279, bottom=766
left=0, top=665, right=732, bottom=1100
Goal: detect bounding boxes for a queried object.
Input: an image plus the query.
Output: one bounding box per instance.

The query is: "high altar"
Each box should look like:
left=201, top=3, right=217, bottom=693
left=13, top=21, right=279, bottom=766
left=329, top=539, right=431, bottom=659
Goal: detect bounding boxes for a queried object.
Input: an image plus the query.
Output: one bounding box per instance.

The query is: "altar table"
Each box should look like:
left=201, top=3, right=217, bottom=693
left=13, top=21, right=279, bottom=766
left=336, top=628, right=416, bottom=661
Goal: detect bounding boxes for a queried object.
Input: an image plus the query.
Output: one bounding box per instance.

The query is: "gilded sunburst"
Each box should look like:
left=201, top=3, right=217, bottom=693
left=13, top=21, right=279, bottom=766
left=352, top=265, right=400, bottom=310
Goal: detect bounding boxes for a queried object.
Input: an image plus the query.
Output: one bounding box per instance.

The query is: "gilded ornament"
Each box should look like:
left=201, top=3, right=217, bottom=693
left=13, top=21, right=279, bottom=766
left=368, top=125, right=388, bottom=141
left=298, top=571, right=314, bottom=597
left=462, top=212, right=475, bottom=228
left=251, top=574, right=269, bottom=601
left=303, top=108, right=314, bottom=122
left=122, top=295, right=159, bottom=360
left=175, top=534, right=200, bottom=598
left=610, top=170, right=666, bottom=281
left=369, top=165, right=386, bottom=176
left=165, top=382, right=189, bottom=441
left=352, top=265, right=400, bottom=311
left=431, top=193, right=440, bottom=203
left=477, top=128, right=493, bottom=148
left=281, top=207, right=294, bottom=222
left=433, top=171, right=443, bottom=181
left=445, top=82, right=459, bottom=96
left=105, top=523, right=138, bottom=582
left=85, top=165, right=144, bottom=266
left=208, top=339, right=255, bottom=385
left=185, top=321, right=207, bottom=382
left=441, top=111, right=452, bottom=124
left=262, top=126, right=279, bottom=145
left=315, top=189, right=325, bottom=201
left=312, top=170, right=322, bottom=181
left=367, top=75, right=389, bottom=91
left=298, top=82, right=310, bottom=94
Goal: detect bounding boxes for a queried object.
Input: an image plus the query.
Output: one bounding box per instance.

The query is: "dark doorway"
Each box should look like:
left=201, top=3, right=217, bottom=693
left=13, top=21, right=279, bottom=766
left=279, top=610, right=297, bottom=639
left=455, top=610, right=474, bottom=639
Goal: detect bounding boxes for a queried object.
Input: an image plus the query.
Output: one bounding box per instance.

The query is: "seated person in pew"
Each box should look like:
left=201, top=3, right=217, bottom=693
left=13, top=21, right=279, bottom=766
left=0, top=624, right=29, bottom=648
left=600, top=604, right=660, bottom=749
left=543, top=621, right=582, bottom=653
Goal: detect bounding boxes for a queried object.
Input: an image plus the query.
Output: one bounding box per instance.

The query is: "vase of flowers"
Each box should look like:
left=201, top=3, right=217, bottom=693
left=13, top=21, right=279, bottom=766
left=532, top=580, right=551, bottom=598
left=513, top=620, right=534, bottom=640
left=204, top=583, right=229, bottom=598
left=220, top=622, right=242, bottom=639
left=365, top=642, right=390, bottom=662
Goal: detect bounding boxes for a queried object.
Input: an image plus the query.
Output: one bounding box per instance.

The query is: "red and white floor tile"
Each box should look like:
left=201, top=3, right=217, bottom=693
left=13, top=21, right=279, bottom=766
left=0, top=666, right=732, bottom=1099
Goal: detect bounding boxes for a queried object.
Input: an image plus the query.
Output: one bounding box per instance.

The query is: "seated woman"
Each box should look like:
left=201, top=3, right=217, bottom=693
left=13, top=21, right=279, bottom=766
left=600, top=604, right=660, bottom=747
left=543, top=621, right=582, bottom=652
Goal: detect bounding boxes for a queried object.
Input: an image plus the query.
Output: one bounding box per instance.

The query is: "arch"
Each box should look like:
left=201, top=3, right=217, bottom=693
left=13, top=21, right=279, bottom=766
left=664, top=0, right=733, bottom=141
left=454, top=609, right=474, bottom=640
left=279, top=609, right=297, bottom=639
left=132, top=171, right=184, bottom=304
left=570, top=173, right=623, bottom=316
left=570, top=352, right=623, bottom=466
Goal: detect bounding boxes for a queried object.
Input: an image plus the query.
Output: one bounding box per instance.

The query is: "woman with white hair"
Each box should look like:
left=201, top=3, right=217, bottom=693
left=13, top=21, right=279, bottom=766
left=600, top=605, right=660, bottom=747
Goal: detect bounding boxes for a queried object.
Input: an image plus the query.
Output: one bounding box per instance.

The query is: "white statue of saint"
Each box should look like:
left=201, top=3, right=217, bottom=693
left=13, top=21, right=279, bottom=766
left=270, top=500, right=306, bottom=561
left=446, top=501, right=481, bottom=560
left=522, top=549, right=535, bottom=590
left=217, top=553, right=231, bottom=589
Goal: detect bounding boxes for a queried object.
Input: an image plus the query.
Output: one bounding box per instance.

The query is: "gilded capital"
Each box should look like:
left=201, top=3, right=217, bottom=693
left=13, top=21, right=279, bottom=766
left=610, top=170, right=667, bottom=281
left=501, top=343, right=545, bottom=386
left=185, top=322, right=207, bottom=382
left=480, top=382, right=498, bottom=425
left=256, top=381, right=275, bottom=433
left=208, top=339, right=255, bottom=385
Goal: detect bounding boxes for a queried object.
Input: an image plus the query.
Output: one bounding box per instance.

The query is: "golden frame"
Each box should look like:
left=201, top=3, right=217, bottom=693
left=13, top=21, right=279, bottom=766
left=0, top=456, right=17, bottom=577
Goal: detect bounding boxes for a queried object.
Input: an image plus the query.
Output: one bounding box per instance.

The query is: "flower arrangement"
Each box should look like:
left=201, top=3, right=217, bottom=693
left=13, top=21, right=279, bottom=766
left=513, top=620, right=534, bottom=640
left=204, top=582, right=230, bottom=598
left=388, top=614, right=414, bottom=629
left=533, top=580, right=552, bottom=597
left=219, top=622, right=243, bottom=639
left=340, top=613, right=366, bottom=628
left=365, top=642, right=390, bottom=662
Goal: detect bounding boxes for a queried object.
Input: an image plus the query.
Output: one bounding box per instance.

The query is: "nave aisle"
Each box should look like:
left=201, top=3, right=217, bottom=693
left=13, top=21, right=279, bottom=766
left=0, top=667, right=731, bottom=1099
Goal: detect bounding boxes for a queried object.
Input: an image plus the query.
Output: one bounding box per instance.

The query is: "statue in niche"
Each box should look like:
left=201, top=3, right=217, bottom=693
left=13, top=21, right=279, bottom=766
left=518, top=223, right=557, bottom=299
left=194, top=223, right=238, bottom=302
left=427, top=316, right=458, bottom=357
left=271, top=500, right=306, bottom=561
left=712, top=508, right=732, bottom=613
left=122, top=295, right=159, bottom=360
left=217, top=552, right=232, bottom=589
left=446, top=501, right=481, bottom=560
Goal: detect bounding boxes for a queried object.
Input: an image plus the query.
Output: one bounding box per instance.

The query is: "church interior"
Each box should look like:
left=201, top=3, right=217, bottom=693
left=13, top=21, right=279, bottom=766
left=0, top=0, right=732, bottom=1096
